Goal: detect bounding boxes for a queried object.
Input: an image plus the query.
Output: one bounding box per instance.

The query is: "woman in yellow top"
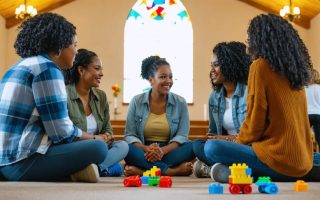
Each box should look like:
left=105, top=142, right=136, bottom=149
left=124, top=56, right=195, bottom=176
left=204, top=14, right=320, bottom=182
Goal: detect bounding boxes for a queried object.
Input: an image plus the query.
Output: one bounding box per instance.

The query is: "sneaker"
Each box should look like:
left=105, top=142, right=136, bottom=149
left=193, top=159, right=211, bottom=178
left=210, top=163, right=230, bottom=183
left=106, top=163, right=124, bottom=177
left=70, top=164, right=99, bottom=183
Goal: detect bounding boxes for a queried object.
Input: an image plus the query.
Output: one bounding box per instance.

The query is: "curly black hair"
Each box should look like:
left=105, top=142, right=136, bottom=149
left=63, top=49, right=97, bottom=84
left=247, top=13, right=312, bottom=89
left=14, top=12, right=76, bottom=58
left=310, top=68, right=320, bottom=85
left=141, top=56, right=170, bottom=80
left=211, top=41, right=251, bottom=89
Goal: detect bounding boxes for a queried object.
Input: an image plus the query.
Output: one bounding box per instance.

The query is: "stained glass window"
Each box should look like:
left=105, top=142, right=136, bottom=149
left=124, top=0, right=193, bottom=103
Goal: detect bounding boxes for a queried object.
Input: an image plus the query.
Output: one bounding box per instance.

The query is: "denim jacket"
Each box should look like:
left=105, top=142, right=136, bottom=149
left=208, top=83, right=247, bottom=135
left=124, top=91, right=190, bottom=144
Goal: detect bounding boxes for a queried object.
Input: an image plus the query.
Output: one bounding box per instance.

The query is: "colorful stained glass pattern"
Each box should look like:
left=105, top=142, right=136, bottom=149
left=127, top=0, right=190, bottom=22
left=124, top=0, right=193, bottom=103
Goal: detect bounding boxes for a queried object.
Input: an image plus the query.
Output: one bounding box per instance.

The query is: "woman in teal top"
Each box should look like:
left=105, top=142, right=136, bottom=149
left=124, top=56, right=195, bottom=176
left=192, top=42, right=251, bottom=178
left=65, top=49, right=129, bottom=176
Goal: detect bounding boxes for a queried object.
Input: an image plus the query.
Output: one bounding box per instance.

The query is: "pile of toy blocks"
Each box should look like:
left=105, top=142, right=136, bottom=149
left=123, top=166, right=172, bottom=188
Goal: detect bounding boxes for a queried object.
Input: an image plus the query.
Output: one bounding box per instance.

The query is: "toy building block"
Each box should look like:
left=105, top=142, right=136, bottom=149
left=143, top=166, right=161, bottom=177
left=208, top=183, right=223, bottom=194
left=229, top=163, right=253, bottom=184
left=294, top=180, right=308, bottom=192
left=150, top=166, right=161, bottom=176
left=141, top=176, right=150, bottom=185
left=256, top=176, right=278, bottom=194
left=148, top=176, right=160, bottom=186
left=159, top=176, right=172, bottom=188
left=123, top=176, right=142, bottom=187
left=228, top=163, right=253, bottom=194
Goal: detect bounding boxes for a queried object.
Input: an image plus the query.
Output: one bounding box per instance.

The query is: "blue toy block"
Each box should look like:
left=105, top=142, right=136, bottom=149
left=209, top=183, right=223, bottom=194
left=256, top=177, right=278, bottom=194
left=141, top=176, right=150, bottom=185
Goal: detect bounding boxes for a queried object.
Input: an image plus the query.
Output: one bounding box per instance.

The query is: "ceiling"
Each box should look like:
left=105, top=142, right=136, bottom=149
left=0, top=0, right=319, bottom=29
left=238, top=0, right=320, bottom=29
left=0, top=0, right=74, bottom=28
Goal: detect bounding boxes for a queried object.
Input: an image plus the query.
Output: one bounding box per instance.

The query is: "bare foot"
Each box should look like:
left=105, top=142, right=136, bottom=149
left=124, top=165, right=144, bottom=177
left=165, top=162, right=193, bottom=176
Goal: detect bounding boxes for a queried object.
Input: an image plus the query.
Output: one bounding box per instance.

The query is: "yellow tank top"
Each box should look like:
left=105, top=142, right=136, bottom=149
left=144, top=112, right=170, bottom=142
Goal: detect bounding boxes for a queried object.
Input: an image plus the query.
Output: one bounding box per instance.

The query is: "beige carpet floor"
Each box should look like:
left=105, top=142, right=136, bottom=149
left=0, top=177, right=319, bottom=200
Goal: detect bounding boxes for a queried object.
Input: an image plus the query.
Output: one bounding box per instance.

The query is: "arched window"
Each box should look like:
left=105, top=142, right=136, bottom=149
left=124, top=0, right=193, bottom=103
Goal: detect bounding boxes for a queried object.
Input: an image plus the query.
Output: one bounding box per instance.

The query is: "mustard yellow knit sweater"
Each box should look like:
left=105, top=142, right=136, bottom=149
left=237, top=58, right=313, bottom=177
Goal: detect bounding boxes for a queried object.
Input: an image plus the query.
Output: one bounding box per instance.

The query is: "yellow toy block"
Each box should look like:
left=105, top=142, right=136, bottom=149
left=229, top=163, right=253, bottom=184
left=294, top=180, right=308, bottom=192
left=143, top=166, right=161, bottom=177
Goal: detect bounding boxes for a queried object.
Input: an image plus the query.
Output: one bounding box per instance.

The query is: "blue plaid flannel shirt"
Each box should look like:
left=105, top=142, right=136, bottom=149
left=0, top=55, right=82, bottom=166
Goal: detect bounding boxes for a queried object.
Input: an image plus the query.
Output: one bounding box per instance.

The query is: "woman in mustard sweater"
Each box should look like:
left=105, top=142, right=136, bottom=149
left=204, top=14, right=320, bottom=182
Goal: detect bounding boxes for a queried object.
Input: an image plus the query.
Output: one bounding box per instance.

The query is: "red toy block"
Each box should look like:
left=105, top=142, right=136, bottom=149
left=123, top=176, right=142, bottom=187
left=159, top=176, right=172, bottom=187
left=155, top=170, right=161, bottom=176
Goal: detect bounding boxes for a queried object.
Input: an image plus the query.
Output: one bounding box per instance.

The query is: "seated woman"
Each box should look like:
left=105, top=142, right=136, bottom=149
left=306, top=68, right=320, bottom=150
left=204, top=14, right=320, bottom=183
left=192, top=42, right=251, bottom=178
left=124, top=56, right=195, bottom=176
left=0, top=13, right=107, bottom=182
left=65, top=49, right=129, bottom=176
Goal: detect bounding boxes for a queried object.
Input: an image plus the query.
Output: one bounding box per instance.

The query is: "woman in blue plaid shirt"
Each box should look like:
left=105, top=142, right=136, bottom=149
left=0, top=13, right=108, bottom=182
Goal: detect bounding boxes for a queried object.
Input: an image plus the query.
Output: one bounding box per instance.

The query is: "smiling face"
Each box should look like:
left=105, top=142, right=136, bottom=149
left=210, top=53, right=225, bottom=85
left=149, top=65, right=173, bottom=95
left=78, top=56, right=103, bottom=88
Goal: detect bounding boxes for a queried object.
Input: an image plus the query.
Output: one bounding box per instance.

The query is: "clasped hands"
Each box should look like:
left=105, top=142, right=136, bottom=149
left=94, top=133, right=114, bottom=145
left=144, top=143, right=164, bottom=162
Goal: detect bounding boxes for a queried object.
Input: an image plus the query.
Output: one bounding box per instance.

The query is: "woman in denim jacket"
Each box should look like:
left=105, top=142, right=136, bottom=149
left=193, top=42, right=251, bottom=178
left=124, top=56, right=195, bottom=176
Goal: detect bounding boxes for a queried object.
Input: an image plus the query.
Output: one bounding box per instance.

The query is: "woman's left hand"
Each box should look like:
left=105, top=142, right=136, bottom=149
left=101, top=133, right=114, bottom=145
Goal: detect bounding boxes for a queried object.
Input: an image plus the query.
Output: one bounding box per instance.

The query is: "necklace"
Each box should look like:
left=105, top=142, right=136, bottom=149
left=80, top=96, right=90, bottom=107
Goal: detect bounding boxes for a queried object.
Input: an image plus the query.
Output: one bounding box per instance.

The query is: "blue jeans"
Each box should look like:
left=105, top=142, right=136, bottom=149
left=192, top=139, right=215, bottom=166
left=0, top=140, right=108, bottom=181
left=124, top=142, right=195, bottom=174
left=99, top=141, right=129, bottom=171
left=204, top=139, right=303, bottom=182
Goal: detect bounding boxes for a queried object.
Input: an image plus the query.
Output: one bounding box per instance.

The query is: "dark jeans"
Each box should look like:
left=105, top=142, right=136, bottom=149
left=124, top=142, right=195, bottom=174
left=0, top=140, right=108, bottom=181
left=203, top=139, right=320, bottom=182
left=309, top=114, right=320, bottom=147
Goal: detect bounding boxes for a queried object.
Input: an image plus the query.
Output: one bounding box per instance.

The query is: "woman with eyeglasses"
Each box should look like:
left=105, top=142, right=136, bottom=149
left=192, top=41, right=251, bottom=178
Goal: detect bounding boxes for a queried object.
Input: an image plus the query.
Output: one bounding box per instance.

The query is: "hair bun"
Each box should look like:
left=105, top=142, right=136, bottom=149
left=77, top=48, right=88, bottom=53
left=141, top=55, right=160, bottom=79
